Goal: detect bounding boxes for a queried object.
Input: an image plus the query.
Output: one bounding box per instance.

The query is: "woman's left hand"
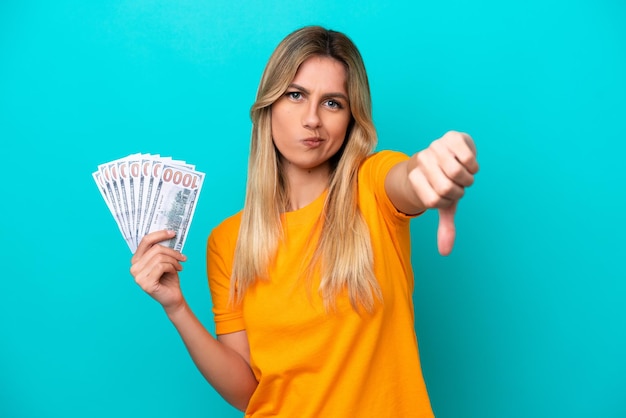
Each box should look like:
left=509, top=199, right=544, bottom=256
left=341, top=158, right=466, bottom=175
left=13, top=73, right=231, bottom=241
left=407, top=131, right=479, bottom=255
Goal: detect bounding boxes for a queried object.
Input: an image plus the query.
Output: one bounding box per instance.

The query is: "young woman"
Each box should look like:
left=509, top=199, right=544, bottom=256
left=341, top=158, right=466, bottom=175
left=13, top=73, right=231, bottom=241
left=131, top=26, right=478, bottom=417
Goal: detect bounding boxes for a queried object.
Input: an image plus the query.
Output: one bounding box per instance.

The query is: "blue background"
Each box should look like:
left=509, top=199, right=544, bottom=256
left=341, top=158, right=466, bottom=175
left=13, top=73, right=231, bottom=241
left=1, top=1, right=625, bottom=417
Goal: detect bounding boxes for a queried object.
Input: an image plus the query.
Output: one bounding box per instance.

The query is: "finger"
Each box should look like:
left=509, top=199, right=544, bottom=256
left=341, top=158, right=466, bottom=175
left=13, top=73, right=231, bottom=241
left=437, top=202, right=457, bottom=256
left=408, top=160, right=455, bottom=209
left=431, top=140, right=475, bottom=189
left=416, top=147, right=466, bottom=202
left=134, top=254, right=183, bottom=286
left=133, top=229, right=176, bottom=261
left=132, top=233, right=186, bottom=276
left=135, top=262, right=180, bottom=294
left=130, top=246, right=186, bottom=279
left=442, top=131, right=479, bottom=174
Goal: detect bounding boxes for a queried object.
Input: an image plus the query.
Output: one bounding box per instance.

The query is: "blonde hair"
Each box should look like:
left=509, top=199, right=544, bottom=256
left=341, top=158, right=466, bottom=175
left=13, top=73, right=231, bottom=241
left=231, top=26, right=381, bottom=311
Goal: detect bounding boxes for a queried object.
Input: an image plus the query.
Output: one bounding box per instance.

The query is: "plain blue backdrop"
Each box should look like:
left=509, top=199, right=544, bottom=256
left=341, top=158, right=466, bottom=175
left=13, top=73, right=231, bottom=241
left=1, top=1, right=625, bottom=417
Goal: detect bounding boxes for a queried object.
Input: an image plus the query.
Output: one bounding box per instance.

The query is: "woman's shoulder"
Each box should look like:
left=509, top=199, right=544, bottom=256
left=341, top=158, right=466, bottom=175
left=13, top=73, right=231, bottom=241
left=363, top=149, right=409, bottom=165
left=358, top=150, right=417, bottom=222
left=208, top=211, right=242, bottom=243
left=359, top=150, right=410, bottom=180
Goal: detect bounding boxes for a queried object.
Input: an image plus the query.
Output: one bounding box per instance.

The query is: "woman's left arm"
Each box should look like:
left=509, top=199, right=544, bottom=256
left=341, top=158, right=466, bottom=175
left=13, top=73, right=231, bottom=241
left=385, top=131, right=479, bottom=255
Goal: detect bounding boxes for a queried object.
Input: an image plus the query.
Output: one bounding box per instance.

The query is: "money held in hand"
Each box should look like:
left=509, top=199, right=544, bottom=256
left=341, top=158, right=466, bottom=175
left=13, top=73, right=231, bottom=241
left=92, top=154, right=205, bottom=253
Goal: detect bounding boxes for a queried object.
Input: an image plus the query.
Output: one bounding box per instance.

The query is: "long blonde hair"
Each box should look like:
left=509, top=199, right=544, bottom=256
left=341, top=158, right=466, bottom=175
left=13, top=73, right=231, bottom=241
left=231, top=26, right=381, bottom=311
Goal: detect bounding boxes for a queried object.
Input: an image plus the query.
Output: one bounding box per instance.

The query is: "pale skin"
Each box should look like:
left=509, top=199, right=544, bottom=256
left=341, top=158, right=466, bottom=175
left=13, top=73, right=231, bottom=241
left=130, top=55, right=478, bottom=411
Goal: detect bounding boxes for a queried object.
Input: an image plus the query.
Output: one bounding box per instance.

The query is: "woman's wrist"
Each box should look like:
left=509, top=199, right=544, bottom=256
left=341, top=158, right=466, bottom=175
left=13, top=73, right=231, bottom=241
left=164, top=299, right=190, bottom=322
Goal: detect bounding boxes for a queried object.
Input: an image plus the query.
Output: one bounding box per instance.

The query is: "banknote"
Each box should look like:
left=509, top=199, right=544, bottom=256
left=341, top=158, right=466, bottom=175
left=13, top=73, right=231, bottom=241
left=93, top=171, right=131, bottom=249
left=93, top=154, right=205, bottom=253
left=99, top=160, right=133, bottom=249
left=143, top=164, right=204, bottom=252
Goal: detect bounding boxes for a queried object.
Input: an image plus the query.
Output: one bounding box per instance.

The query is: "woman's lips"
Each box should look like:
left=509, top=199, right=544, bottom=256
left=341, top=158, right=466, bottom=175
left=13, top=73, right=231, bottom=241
left=302, top=137, right=324, bottom=147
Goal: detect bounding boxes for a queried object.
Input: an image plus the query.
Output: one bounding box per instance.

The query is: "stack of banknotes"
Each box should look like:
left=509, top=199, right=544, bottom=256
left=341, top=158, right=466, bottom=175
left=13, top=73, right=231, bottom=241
left=92, top=154, right=205, bottom=253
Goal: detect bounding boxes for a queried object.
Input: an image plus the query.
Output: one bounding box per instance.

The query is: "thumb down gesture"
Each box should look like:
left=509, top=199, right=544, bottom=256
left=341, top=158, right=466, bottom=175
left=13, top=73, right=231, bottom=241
left=387, top=131, right=479, bottom=256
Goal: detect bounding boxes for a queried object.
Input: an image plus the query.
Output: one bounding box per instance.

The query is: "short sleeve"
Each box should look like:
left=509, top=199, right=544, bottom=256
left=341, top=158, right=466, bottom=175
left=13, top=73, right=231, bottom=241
left=359, top=150, right=421, bottom=223
left=206, top=214, right=246, bottom=335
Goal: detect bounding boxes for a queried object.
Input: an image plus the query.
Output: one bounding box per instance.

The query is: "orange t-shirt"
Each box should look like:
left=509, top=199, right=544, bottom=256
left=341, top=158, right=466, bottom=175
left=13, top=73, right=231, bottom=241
left=207, top=151, right=434, bottom=417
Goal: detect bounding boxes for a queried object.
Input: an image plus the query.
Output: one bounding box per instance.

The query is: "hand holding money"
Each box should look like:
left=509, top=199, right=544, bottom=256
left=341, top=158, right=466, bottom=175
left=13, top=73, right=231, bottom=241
left=130, top=229, right=188, bottom=312
left=92, top=154, right=205, bottom=253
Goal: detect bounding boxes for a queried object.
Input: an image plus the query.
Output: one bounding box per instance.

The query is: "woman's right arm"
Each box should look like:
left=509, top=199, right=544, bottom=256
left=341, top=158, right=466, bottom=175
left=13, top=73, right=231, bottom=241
left=130, top=230, right=258, bottom=412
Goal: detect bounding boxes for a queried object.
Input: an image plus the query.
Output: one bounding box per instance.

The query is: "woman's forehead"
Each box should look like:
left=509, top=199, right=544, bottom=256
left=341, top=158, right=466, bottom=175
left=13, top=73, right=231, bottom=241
left=291, top=56, right=348, bottom=94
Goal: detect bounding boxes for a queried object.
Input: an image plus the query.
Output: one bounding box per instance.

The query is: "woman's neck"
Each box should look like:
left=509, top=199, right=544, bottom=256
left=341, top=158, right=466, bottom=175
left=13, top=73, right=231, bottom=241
left=283, top=163, right=331, bottom=211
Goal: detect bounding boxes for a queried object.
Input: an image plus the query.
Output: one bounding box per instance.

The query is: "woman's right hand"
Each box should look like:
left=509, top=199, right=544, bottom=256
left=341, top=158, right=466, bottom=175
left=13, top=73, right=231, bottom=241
left=130, top=230, right=188, bottom=313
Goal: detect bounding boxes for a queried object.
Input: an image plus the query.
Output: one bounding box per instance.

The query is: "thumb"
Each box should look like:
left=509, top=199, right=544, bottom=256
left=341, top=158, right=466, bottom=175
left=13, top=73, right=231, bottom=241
left=437, top=202, right=457, bottom=256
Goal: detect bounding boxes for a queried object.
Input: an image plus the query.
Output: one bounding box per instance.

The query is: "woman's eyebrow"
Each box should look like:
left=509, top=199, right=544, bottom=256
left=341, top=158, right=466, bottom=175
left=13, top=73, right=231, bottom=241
left=288, top=83, right=349, bottom=102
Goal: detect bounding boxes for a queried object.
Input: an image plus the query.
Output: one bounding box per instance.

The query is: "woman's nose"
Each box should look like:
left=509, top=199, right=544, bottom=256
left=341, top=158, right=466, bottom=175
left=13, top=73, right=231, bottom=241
left=302, top=103, right=322, bottom=129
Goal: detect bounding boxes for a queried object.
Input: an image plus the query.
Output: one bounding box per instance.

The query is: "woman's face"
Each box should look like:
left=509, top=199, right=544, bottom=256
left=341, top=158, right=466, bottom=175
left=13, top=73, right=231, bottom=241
left=271, top=55, right=351, bottom=176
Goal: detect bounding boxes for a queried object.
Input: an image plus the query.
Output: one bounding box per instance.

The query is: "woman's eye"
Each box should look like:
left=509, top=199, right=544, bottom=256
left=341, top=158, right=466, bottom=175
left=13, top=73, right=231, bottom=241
left=326, top=100, right=343, bottom=109
left=287, top=92, right=302, bottom=100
